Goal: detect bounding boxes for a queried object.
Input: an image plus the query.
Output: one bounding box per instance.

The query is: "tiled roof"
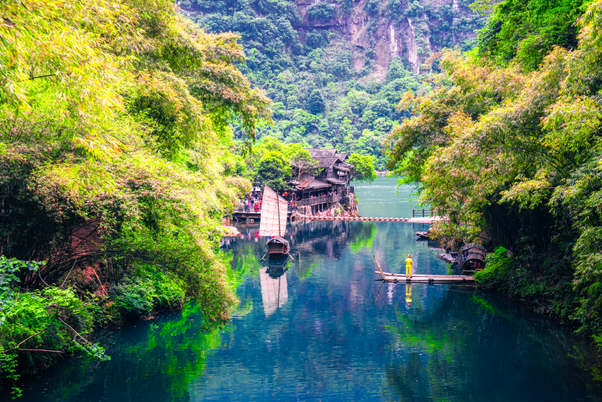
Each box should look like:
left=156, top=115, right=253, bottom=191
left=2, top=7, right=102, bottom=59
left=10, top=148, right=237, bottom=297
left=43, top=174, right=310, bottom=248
left=326, top=178, right=345, bottom=185
left=307, top=149, right=337, bottom=158
left=316, top=157, right=339, bottom=168
left=304, top=178, right=331, bottom=190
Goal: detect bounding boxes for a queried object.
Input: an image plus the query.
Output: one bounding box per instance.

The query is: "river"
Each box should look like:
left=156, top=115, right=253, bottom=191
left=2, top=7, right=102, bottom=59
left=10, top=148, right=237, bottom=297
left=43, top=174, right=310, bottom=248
left=6, top=177, right=602, bottom=401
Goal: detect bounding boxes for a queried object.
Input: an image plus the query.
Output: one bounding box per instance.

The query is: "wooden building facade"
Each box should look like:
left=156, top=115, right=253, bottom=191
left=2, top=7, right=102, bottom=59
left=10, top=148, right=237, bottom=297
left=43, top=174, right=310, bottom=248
left=287, top=148, right=355, bottom=214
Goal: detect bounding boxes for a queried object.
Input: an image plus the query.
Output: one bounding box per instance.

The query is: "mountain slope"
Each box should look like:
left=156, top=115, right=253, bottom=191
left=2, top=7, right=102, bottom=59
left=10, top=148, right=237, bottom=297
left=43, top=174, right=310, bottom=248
left=181, top=0, right=484, bottom=168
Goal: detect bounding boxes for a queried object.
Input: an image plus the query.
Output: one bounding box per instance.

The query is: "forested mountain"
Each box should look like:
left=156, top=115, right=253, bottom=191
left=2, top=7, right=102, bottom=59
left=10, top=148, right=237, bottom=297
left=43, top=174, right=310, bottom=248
left=181, top=0, right=485, bottom=169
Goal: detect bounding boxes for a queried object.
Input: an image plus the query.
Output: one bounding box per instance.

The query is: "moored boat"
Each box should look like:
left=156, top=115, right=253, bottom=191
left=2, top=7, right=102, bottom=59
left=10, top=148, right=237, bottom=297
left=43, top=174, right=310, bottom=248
left=266, top=236, right=290, bottom=256
left=259, top=186, right=290, bottom=257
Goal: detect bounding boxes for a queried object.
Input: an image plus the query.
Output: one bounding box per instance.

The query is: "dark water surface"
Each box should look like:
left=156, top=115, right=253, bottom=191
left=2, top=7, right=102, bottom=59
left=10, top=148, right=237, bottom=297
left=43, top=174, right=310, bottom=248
left=8, top=177, right=602, bottom=401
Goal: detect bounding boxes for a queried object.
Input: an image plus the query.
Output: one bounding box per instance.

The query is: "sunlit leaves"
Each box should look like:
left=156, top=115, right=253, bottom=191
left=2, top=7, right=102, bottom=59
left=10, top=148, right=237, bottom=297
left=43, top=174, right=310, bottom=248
left=0, top=0, right=273, bottom=329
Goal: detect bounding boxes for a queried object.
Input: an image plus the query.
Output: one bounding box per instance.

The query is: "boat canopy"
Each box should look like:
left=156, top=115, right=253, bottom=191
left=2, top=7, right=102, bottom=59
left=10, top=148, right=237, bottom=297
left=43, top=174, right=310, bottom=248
left=259, top=186, right=288, bottom=237
left=267, top=236, right=289, bottom=245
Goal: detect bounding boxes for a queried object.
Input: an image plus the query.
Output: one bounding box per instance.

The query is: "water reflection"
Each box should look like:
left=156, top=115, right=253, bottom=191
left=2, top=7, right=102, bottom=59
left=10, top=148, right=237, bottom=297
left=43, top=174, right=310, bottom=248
left=405, top=284, right=413, bottom=307
left=259, top=259, right=289, bottom=317
left=6, top=180, right=602, bottom=401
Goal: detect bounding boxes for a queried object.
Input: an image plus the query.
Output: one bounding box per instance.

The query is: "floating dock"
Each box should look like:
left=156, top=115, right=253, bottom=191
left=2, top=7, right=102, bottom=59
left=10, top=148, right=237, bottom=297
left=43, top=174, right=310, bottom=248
left=233, top=213, right=440, bottom=224
left=298, top=215, right=440, bottom=223
left=374, top=271, right=475, bottom=283
left=372, top=255, right=474, bottom=284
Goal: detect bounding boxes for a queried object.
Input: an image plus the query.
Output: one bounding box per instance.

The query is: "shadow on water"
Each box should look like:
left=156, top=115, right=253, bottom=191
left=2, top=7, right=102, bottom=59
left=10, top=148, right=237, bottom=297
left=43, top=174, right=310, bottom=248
left=6, top=178, right=602, bottom=401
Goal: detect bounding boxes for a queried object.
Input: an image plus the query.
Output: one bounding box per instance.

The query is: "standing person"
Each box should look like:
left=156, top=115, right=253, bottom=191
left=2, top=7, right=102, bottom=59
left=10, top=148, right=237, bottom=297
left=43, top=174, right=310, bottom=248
left=405, top=254, right=413, bottom=279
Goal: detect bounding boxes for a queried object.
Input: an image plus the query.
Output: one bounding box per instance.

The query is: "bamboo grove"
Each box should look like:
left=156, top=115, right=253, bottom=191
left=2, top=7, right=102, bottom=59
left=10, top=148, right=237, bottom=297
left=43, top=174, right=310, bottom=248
left=385, top=0, right=602, bottom=338
left=0, top=0, right=271, bottom=390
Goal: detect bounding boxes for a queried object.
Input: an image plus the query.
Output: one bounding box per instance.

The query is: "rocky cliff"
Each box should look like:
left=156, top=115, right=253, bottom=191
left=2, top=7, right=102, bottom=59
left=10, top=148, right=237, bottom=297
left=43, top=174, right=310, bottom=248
left=292, top=0, right=481, bottom=77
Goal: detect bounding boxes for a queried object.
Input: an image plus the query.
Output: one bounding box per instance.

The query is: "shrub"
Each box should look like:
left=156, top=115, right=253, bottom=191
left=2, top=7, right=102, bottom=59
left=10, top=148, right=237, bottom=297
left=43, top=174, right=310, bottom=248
left=1, top=257, right=107, bottom=397
left=111, top=270, right=186, bottom=321
left=474, top=246, right=512, bottom=288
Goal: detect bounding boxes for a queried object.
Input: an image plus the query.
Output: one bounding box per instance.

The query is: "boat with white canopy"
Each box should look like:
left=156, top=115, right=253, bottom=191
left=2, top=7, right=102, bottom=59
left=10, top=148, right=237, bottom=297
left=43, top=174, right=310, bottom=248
left=258, top=186, right=290, bottom=257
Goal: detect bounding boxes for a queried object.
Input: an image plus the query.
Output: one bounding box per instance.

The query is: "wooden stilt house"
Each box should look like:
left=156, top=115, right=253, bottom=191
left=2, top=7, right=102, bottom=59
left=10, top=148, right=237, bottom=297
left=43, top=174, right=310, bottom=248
left=287, top=148, right=355, bottom=215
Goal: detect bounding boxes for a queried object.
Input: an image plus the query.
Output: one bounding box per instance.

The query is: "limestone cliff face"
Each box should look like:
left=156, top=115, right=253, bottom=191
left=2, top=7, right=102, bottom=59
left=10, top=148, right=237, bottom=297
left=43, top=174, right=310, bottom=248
left=294, top=0, right=480, bottom=78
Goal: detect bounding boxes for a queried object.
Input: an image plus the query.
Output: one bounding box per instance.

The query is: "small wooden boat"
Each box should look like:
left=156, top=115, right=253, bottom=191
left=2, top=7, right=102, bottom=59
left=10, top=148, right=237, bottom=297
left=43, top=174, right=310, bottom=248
left=259, top=186, right=290, bottom=258
left=460, top=243, right=487, bottom=274
left=415, top=228, right=433, bottom=240
left=266, top=236, right=290, bottom=256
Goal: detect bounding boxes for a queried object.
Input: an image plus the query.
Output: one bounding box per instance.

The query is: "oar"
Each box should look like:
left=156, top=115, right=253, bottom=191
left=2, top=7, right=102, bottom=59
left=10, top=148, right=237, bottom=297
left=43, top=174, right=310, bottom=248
left=373, top=255, right=386, bottom=280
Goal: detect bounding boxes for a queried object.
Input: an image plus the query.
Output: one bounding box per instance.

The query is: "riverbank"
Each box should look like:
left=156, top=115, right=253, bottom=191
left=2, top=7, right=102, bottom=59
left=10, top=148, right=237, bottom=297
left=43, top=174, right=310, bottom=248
left=0, top=256, right=191, bottom=396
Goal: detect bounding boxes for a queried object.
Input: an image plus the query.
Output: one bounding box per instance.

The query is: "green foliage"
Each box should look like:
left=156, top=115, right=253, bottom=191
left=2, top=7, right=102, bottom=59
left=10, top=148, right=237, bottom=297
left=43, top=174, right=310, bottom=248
left=0, top=256, right=44, bottom=310
left=385, top=0, right=602, bottom=336
left=474, top=247, right=512, bottom=288
left=349, top=223, right=377, bottom=252
left=477, top=0, right=590, bottom=70
left=308, top=89, right=326, bottom=114
left=111, top=266, right=186, bottom=320
left=0, top=257, right=109, bottom=397
left=243, top=136, right=321, bottom=187
left=0, top=0, right=273, bottom=334
left=255, top=151, right=292, bottom=191
left=290, top=148, right=322, bottom=182
left=307, top=2, right=336, bottom=22
left=347, top=153, right=377, bottom=183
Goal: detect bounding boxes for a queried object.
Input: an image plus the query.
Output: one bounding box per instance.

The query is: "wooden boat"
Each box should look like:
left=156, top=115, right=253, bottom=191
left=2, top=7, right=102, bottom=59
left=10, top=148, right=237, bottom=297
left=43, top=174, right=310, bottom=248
left=460, top=243, right=487, bottom=274
left=259, top=186, right=290, bottom=257
left=266, top=236, right=290, bottom=256
left=415, top=228, right=433, bottom=240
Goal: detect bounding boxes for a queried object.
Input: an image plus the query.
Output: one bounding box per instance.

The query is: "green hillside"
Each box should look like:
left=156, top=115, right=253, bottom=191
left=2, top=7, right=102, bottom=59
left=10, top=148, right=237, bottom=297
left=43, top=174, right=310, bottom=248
left=182, top=0, right=485, bottom=169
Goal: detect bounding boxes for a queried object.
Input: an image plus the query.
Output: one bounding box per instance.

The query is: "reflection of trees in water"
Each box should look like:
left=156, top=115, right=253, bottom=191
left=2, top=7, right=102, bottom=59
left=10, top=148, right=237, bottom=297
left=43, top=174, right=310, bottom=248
left=26, top=302, right=220, bottom=402
left=381, top=289, right=602, bottom=401
left=291, top=221, right=376, bottom=275
left=223, top=221, right=377, bottom=283
left=382, top=353, right=426, bottom=402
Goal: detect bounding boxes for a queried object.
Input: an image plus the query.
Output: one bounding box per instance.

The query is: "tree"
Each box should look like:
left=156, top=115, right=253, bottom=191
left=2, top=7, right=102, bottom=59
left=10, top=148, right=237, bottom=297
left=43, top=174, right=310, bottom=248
left=0, top=0, right=272, bottom=332
left=255, top=151, right=292, bottom=190
left=476, top=0, right=587, bottom=71
left=290, top=149, right=322, bottom=181
left=307, top=3, right=336, bottom=21
left=383, top=0, right=602, bottom=338
left=348, top=153, right=377, bottom=183
left=308, top=89, right=326, bottom=114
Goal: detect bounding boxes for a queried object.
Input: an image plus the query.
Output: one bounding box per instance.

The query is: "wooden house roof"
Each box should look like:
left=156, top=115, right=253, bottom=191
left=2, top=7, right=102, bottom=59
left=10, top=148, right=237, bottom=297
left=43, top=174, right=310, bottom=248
left=307, top=148, right=351, bottom=169
left=294, top=172, right=331, bottom=190
left=306, top=149, right=337, bottom=158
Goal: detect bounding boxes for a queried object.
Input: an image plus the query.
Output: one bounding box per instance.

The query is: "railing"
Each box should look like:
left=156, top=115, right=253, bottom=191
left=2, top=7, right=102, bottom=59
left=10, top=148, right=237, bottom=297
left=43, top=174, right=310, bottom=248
left=297, top=194, right=342, bottom=207
left=412, top=209, right=432, bottom=218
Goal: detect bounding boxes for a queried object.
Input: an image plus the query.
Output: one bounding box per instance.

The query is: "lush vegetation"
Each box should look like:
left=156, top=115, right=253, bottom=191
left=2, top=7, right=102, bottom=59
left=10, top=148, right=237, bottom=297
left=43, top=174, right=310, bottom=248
left=0, top=0, right=271, bottom=392
left=242, top=136, right=376, bottom=189
left=476, top=0, right=590, bottom=71
left=182, top=0, right=484, bottom=169
left=386, top=0, right=602, bottom=339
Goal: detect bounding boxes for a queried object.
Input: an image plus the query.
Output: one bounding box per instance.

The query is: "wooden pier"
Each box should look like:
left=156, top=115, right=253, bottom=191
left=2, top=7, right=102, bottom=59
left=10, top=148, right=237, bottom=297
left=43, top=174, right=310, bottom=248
left=374, top=271, right=475, bottom=283
left=233, top=212, right=440, bottom=224
left=373, top=255, right=474, bottom=284
left=298, top=215, right=440, bottom=223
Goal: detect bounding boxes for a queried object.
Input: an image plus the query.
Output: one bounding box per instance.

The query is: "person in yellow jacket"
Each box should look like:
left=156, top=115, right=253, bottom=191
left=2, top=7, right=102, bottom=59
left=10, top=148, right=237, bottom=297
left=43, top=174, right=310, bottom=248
left=405, top=254, right=413, bottom=278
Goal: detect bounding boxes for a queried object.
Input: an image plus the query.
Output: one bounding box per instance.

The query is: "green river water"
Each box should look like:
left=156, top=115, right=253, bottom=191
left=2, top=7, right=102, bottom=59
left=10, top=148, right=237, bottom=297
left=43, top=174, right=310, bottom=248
left=5, top=177, right=602, bottom=401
